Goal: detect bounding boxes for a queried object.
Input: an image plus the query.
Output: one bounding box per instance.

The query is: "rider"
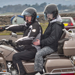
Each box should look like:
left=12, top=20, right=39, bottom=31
left=6, top=7, right=42, bottom=75
left=33, top=4, right=64, bottom=75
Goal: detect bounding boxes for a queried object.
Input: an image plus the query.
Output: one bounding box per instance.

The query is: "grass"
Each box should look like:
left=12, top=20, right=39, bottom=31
left=0, top=22, right=48, bottom=35
left=40, top=22, right=48, bottom=33
left=0, top=31, right=11, bottom=35
left=0, top=30, right=23, bottom=35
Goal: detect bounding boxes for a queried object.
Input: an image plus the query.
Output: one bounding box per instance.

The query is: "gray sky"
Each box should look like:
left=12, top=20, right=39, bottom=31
left=0, top=0, right=75, bottom=7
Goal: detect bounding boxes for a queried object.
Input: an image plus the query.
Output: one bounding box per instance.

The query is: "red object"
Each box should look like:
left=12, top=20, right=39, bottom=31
left=61, top=73, right=74, bottom=75
left=71, top=23, right=73, bottom=26
left=68, top=23, right=73, bottom=26
left=65, top=22, right=74, bottom=30
left=0, top=27, right=2, bottom=29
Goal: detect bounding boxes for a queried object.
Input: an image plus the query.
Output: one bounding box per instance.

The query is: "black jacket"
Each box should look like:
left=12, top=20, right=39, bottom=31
left=40, top=21, right=64, bottom=51
left=6, top=21, right=42, bottom=51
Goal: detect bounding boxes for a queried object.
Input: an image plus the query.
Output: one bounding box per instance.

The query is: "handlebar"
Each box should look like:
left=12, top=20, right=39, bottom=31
left=0, top=39, right=9, bottom=45
left=0, top=39, right=17, bottom=47
left=0, top=25, right=9, bottom=32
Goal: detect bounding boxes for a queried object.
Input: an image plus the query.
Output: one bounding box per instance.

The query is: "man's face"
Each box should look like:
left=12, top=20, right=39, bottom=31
left=47, top=14, right=53, bottom=20
left=25, top=15, right=32, bottom=23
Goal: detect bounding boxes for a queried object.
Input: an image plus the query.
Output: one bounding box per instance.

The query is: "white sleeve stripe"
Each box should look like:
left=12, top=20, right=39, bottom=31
left=27, top=29, right=32, bottom=37
left=27, top=25, right=33, bottom=37
left=15, top=36, right=34, bottom=42
left=6, top=24, right=18, bottom=29
left=5, top=24, right=25, bottom=30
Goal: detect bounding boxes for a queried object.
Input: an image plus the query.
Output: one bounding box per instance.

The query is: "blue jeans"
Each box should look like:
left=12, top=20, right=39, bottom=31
left=34, top=46, right=54, bottom=71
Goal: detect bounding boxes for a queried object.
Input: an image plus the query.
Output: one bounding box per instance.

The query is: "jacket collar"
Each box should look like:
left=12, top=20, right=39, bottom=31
left=50, top=15, right=62, bottom=24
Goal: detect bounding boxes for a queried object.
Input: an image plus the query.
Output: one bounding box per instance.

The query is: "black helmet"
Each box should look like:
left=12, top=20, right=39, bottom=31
left=21, top=7, right=37, bottom=22
left=44, top=4, right=58, bottom=19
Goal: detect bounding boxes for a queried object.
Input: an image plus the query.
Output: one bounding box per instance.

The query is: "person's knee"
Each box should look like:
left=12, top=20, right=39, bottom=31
left=13, top=53, right=19, bottom=61
left=35, top=52, right=42, bottom=58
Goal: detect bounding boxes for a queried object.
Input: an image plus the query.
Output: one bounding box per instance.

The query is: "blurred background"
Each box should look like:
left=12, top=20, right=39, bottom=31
left=0, top=0, right=75, bottom=14
left=0, top=0, right=75, bottom=35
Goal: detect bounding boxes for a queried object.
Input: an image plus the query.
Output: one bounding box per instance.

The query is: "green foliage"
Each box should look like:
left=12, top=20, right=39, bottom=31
left=0, top=30, right=11, bottom=35
left=40, top=22, right=48, bottom=33
left=0, top=3, right=75, bottom=14
left=0, top=30, right=23, bottom=35
left=0, top=2, right=47, bottom=14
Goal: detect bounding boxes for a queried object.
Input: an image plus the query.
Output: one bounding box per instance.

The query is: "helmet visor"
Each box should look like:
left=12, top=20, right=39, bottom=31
left=44, top=13, right=47, bottom=20
left=21, top=11, right=31, bottom=16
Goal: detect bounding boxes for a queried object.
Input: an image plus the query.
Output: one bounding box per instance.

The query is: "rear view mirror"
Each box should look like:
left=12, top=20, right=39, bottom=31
left=11, top=32, right=17, bottom=38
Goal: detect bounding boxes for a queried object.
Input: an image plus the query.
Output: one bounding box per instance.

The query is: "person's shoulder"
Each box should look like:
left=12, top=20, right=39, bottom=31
left=52, top=21, right=61, bottom=25
left=52, top=21, right=64, bottom=29
left=52, top=21, right=63, bottom=27
left=33, top=21, right=40, bottom=26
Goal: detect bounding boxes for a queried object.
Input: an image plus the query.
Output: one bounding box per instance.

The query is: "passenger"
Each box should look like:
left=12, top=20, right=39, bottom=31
left=33, top=4, right=64, bottom=75
left=6, top=7, right=42, bottom=75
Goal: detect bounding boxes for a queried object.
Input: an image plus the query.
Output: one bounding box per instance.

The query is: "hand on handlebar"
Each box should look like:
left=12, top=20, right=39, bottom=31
left=0, top=39, right=9, bottom=45
left=8, top=40, right=17, bottom=47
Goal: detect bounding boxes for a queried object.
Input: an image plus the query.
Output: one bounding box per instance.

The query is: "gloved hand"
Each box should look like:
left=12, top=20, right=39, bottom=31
left=1, top=39, right=8, bottom=44
left=8, top=40, right=17, bottom=47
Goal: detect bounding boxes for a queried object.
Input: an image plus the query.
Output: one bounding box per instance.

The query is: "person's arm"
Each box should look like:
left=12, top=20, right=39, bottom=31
left=5, top=24, right=27, bottom=32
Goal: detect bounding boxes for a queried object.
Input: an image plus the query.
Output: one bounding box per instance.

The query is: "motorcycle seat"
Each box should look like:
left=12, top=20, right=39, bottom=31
left=24, top=52, right=67, bottom=63
left=57, top=29, right=67, bottom=54
left=44, top=51, right=69, bottom=61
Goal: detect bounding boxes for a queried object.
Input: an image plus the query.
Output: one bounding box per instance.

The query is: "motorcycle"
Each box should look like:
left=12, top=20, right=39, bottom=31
left=0, top=29, right=75, bottom=75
